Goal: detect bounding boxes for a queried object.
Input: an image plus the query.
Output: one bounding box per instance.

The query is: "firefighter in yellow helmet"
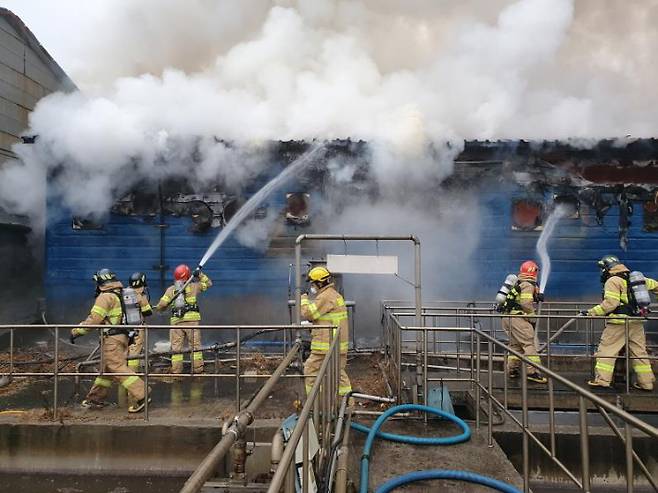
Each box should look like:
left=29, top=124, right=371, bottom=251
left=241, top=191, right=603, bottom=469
left=301, top=266, right=352, bottom=396
left=126, top=272, right=153, bottom=371
left=153, top=264, right=212, bottom=374
left=584, top=255, right=656, bottom=391
left=69, top=269, right=148, bottom=413
left=500, top=261, right=547, bottom=384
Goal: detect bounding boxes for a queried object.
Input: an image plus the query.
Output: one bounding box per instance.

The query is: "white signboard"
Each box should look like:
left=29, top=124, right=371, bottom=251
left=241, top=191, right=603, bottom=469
left=327, top=254, right=399, bottom=275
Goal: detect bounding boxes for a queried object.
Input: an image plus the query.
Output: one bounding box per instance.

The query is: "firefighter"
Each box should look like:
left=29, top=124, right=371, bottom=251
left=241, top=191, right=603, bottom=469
left=500, top=261, right=547, bottom=384
left=583, top=255, right=656, bottom=391
left=153, top=264, right=212, bottom=374
left=70, top=269, right=148, bottom=413
left=300, top=266, right=352, bottom=396
left=126, top=272, right=153, bottom=372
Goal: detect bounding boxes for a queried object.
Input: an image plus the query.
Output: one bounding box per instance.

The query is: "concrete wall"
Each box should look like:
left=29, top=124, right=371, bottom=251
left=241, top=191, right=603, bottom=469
left=0, top=11, right=74, bottom=327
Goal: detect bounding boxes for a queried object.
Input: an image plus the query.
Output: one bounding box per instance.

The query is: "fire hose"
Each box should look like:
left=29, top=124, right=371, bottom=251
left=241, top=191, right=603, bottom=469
left=352, top=404, right=521, bottom=493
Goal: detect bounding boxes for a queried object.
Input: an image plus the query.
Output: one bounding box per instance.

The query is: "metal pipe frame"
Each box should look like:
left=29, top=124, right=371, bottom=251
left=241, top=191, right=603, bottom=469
left=0, top=323, right=333, bottom=422
left=268, top=326, right=342, bottom=493
left=382, top=308, right=658, bottom=398
left=179, top=340, right=302, bottom=493
left=384, top=314, right=658, bottom=493
left=295, top=234, right=423, bottom=402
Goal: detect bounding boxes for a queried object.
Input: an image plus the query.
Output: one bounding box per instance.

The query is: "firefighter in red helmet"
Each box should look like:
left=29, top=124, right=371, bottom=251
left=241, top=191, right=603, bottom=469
left=500, top=260, right=547, bottom=384
left=154, top=264, right=212, bottom=374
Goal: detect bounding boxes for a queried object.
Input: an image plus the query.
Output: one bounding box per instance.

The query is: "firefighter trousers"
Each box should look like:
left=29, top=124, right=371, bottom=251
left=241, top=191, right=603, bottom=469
left=86, top=334, right=145, bottom=403
left=593, top=322, right=655, bottom=389
left=502, top=317, right=542, bottom=375
left=170, top=321, right=204, bottom=374
left=127, top=329, right=144, bottom=370
left=303, top=352, right=352, bottom=396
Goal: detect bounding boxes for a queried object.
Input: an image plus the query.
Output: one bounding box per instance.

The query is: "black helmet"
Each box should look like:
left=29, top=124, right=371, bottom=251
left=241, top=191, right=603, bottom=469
left=93, top=268, right=117, bottom=287
left=597, top=255, right=620, bottom=272
left=129, top=272, right=147, bottom=288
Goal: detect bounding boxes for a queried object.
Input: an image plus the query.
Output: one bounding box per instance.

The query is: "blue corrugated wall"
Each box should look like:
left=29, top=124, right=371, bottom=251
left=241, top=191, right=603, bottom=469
left=45, top=181, right=658, bottom=326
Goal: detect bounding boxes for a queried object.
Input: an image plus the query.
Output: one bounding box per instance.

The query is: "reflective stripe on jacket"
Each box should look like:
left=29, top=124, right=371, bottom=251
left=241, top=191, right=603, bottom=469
left=301, top=283, right=349, bottom=354
left=589, top=264, right=632, bottom=324
left=76, top=281, right=124, bottom=336
left=504, top=276, right=537, bottom=322
left=157, top=273, right=212, bottom=325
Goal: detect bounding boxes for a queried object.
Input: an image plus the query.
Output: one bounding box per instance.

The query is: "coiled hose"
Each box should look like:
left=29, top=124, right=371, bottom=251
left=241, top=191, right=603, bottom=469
left=352, top=403, right=521, bottom=493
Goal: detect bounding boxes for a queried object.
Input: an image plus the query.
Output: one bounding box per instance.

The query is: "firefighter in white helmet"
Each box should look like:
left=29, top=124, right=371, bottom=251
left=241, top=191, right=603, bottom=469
left=301, top=266, right=352, bottom=396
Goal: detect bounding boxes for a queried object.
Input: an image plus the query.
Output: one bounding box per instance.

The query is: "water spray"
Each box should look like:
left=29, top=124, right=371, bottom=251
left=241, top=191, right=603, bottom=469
left=536, top=204, right=569, bottom=294
left=162, top=144, right=325, bottom=307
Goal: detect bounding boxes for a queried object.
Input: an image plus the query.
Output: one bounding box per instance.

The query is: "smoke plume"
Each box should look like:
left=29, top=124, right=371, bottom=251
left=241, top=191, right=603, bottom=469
left=1, top=0, right=658, bottom=238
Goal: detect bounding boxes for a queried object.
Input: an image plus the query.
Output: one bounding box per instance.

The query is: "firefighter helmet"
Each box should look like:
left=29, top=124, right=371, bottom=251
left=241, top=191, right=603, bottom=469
left=93, top=268, right=117, bottom=287
left=174, top=264, right=192, bottom=281
left=598, top=255, right=620, bottom=272
left=519, top=260, right=539, bottom=279
left=307, top=266, right=331, bottom=283
left=129, top=272, right=147, bottom=288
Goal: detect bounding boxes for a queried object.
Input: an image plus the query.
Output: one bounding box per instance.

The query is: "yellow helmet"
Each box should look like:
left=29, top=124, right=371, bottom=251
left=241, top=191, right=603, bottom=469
left=307, top=266, right=331, bottom=283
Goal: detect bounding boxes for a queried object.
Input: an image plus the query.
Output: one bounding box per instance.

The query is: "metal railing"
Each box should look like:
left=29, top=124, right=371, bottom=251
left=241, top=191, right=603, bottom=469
left=383, top=307, right=658, bottom=493
left=0, top=323, right=337, bottom=421
left=180, top=340, right=303, bottom=493
left=268, top=325, right=343, bottom=493
left=382, top=300, right=658, bottom=397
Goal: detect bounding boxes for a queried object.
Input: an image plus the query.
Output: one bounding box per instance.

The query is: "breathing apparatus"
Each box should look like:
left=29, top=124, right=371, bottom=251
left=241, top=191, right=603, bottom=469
left=495, top=274, right=518, bottom=312
left=629, top=271, right=651, bottom=316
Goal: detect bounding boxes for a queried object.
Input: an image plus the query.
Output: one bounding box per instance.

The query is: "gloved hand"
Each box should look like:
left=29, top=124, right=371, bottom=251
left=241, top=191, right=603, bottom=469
left=70, top=329, right=81, bottom=344
left=535, top=292, right=545, bottom=302
left=578, top=309, right=589, bottom=317
left=192, top=266, right=202, bottom=279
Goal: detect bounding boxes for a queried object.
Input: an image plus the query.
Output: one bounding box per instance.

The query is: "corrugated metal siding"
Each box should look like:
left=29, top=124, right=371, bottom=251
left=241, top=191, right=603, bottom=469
left=475, top=184, right=658, bottom=300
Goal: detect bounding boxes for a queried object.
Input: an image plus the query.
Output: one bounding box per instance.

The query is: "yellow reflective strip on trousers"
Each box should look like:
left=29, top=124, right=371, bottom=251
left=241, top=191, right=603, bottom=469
left=121, top=375, right=140, bottom=389
left=596, top=362, right=615, bottom=372
left=338, top=385, right=352, bottom=395
left=171, top=354, right=184, bottom=362
left=310, top=342, right=330, bottom=352
left=91, top=305, right=107, bottom=317
left=633, top=364, right=653, bottom=374
left=94, top=377, right=112, bottom=388
left=193, top=351, right=204, bottom=361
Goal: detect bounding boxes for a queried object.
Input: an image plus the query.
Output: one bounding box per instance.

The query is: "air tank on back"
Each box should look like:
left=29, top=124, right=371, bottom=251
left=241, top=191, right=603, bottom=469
left=122, top=287, right=142, bottom=325
left=629, top=271, right=651, bottom=316
left=495, top=274, right=518, bottom=311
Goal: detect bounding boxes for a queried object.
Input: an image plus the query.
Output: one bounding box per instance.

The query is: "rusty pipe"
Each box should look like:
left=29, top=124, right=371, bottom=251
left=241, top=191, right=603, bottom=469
left=179, top=340, right=301, bottom=493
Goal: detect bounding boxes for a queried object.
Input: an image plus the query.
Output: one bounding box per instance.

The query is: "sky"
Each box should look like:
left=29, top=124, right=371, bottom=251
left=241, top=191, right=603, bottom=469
left=1, top=0, right=102, bottom=80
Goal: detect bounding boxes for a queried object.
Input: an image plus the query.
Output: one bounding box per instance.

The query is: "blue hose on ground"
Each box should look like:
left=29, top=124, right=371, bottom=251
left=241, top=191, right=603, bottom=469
left=352, top=404, right=520, bottom=493
left=375, top=469, right=522, bottom=493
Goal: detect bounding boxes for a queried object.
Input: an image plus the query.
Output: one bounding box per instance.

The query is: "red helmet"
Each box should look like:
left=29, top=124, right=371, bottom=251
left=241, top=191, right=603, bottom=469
left=519, top=260, right=539, bottom=278
left=174, top=264, right=191, bottom=281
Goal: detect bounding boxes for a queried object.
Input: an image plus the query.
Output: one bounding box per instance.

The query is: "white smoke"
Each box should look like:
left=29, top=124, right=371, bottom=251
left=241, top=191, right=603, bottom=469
left=1, top=0, right=658, bottom=236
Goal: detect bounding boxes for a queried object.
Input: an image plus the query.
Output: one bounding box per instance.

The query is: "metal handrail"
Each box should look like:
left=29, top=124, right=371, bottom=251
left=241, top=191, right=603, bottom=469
left=0, top=323, right=336, bottom=421
left=180, top=340, right=303, bottom=493
left=384, top=308, right=658, bottom=493
left=268, top=327, right=342, bottom=493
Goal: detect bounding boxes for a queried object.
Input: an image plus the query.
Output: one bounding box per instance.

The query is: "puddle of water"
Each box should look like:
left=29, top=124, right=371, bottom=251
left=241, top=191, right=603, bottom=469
left=0, top=474, right=185, bottom=493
